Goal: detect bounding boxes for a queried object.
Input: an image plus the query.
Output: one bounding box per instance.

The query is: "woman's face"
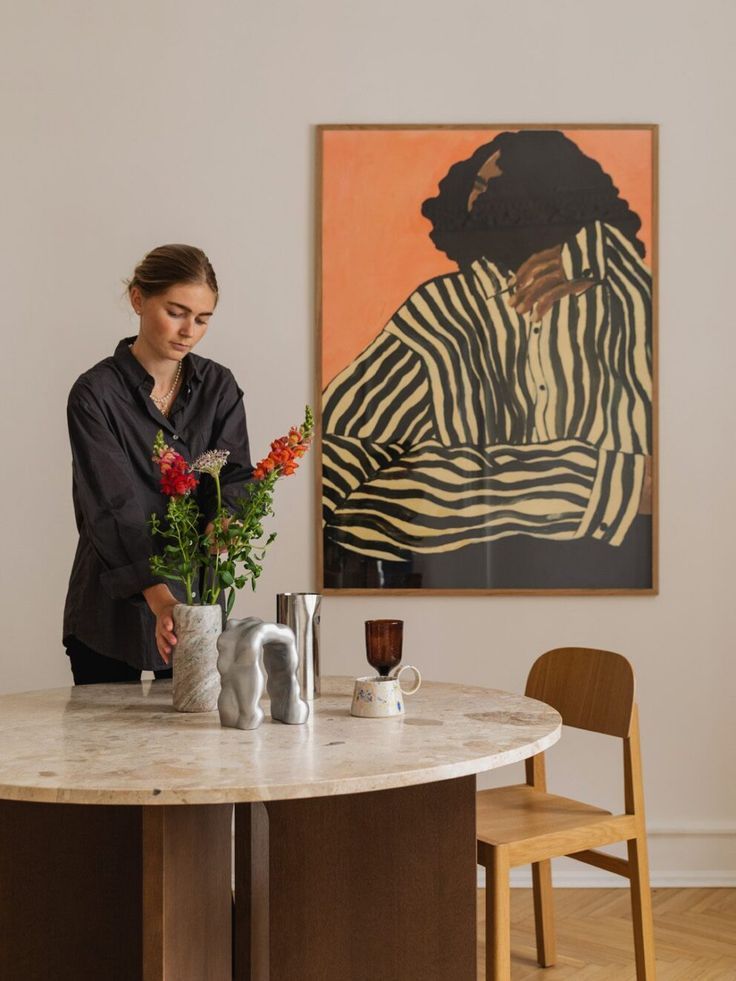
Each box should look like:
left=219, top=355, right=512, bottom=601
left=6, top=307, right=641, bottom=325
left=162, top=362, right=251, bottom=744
left=131, top=282, right=216, bottom=360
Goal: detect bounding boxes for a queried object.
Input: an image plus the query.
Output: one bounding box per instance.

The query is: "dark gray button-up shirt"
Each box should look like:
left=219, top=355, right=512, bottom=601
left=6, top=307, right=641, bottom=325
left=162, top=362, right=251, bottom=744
left=63, top=337, right=253, bottom=670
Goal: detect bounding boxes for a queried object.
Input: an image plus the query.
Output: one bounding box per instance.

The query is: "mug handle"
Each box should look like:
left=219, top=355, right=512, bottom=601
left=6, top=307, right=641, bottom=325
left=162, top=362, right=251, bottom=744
left=391, top=664, right=422, bottom=695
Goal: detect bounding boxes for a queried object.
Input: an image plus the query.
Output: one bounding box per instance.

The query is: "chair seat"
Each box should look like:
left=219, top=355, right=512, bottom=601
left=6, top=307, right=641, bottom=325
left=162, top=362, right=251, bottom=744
left=477, top=784, right=613, bottom=846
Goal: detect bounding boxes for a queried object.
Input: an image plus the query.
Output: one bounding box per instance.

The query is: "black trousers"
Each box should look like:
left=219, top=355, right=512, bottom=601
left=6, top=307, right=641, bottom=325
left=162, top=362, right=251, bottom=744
left=65, top=635, right=173, bottom=686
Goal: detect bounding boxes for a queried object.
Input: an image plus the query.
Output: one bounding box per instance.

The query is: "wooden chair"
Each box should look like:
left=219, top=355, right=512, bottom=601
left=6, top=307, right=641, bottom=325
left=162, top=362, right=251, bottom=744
left=476, top=647, right=656, bottom=980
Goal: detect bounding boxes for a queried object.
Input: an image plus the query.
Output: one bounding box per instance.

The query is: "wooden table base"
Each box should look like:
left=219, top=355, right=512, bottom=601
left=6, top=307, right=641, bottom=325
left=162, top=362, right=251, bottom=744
left=0, top=800, right=232, bottom=981
left=1, top=777, right=477, bottom=980
left=234, top=776, right=477, bottom=981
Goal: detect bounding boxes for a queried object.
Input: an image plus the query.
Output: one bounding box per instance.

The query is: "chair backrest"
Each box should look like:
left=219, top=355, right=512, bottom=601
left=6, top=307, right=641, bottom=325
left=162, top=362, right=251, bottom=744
left=525, top=647, right=636, bottom=738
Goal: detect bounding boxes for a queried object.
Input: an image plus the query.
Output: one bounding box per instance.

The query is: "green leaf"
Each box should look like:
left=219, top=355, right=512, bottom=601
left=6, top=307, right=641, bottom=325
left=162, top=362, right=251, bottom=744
left=220, top=570, right=235, bottom=587
left=226, top=590, right=236, bottom=616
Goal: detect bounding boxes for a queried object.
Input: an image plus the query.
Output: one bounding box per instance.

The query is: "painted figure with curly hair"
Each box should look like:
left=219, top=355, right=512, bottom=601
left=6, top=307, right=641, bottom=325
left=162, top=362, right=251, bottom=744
left=322, top=130, right=653, bottom=590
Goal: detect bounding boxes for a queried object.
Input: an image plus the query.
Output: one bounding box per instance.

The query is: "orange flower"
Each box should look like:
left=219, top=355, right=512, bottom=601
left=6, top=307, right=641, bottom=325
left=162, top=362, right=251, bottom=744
left=252, top=409, right=314, bottom=483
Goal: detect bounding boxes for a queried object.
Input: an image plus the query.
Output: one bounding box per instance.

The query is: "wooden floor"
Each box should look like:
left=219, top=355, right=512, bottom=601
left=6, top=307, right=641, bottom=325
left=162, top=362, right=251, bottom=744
left=477, top=888, right=736, bottom=980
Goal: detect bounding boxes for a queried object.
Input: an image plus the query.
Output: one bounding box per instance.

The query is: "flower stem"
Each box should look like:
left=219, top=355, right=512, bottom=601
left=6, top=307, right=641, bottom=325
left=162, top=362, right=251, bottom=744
left=207, top=472, right=223, bottom=605
left=173, top=511, right=197, bottom=605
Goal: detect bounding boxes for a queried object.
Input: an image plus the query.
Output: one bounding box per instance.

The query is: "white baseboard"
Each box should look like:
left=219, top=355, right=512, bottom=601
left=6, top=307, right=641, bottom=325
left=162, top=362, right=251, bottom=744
left=477, top=869, right=736, bottom=888
left=648, top=825, right=736, bottom=837
left=645, top=871, right=736, bottom=887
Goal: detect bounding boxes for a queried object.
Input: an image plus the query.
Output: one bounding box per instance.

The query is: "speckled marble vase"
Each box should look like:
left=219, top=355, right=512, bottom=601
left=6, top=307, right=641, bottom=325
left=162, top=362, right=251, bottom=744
left=172, top=604, right=223, bottom=713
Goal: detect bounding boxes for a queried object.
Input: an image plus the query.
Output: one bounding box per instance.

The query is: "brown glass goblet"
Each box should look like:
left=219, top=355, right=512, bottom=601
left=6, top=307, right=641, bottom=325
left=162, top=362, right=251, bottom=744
left=365, top=619, right=403, bottom=677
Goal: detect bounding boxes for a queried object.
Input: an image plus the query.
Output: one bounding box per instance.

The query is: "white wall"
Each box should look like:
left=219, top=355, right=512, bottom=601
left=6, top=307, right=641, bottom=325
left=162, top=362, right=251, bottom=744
left=2, top=0, right=734, bottom=884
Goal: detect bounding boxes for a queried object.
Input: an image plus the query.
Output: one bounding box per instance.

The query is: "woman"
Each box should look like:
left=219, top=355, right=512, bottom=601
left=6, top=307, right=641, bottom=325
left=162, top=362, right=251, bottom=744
left=63, top=244, right=253, bottom=684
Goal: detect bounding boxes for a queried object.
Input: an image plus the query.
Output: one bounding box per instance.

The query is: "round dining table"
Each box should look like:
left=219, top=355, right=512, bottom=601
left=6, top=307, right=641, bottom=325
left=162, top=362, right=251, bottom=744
left=0, top=675, right=561, bottom=981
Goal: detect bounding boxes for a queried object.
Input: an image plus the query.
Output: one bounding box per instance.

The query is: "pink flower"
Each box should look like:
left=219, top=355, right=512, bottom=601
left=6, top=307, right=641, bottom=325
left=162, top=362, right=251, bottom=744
left=151, top=431, right=198, bottom=497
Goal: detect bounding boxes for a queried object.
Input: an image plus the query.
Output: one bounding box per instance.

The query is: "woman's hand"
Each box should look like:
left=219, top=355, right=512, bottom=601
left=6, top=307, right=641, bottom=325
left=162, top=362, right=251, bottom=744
left=142, top=584, right=179, bottom=664
left=204, top=517, right=232, bottom=554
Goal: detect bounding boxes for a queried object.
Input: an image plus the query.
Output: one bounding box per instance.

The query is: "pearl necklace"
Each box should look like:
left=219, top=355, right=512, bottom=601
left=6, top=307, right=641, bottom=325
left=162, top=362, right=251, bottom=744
left=150, top=359, right=182, bottom=413
left=128, top=342, right=182, bottom=414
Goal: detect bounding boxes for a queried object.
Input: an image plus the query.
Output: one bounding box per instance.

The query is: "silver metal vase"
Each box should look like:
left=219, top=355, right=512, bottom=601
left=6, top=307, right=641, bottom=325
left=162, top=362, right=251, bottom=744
left=275, top=593, right=321, bottom=700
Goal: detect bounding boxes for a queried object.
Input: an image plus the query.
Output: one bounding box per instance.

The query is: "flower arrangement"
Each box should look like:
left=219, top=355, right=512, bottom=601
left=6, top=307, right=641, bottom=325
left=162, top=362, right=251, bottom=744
left=149, top=406, right=313, bottom=617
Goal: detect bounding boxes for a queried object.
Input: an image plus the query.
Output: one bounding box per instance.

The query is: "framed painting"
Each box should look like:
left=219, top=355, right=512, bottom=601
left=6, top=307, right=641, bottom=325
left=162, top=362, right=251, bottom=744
left=316, top=124, right=658, bottom=594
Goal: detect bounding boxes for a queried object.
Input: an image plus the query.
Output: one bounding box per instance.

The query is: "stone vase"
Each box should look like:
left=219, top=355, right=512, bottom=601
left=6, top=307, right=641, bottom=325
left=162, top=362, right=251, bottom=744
left=172, top=603, right=223, bottom=713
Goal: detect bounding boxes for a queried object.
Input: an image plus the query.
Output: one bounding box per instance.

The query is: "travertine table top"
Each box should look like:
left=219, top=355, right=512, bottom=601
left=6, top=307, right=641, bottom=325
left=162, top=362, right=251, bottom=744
left=0, top=677, right=561, bottom=806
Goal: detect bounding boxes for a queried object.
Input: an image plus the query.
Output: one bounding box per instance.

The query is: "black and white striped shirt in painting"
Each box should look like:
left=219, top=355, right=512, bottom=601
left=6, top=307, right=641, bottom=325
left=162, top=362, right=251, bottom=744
left=322, top=221, right=652, bottom=562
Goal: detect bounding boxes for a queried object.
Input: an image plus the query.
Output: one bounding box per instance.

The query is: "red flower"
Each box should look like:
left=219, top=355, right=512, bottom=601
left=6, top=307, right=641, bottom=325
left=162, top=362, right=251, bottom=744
left=160, top=464, right=198, bottom=497
left=153, top=444, right=198, bottom=497
left=151, top=431, right=199, bottom=497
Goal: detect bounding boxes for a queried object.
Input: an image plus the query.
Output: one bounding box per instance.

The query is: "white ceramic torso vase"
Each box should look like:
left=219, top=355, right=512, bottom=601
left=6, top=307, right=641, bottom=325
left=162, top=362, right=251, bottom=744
left=172, top=604, right=223, bottom=712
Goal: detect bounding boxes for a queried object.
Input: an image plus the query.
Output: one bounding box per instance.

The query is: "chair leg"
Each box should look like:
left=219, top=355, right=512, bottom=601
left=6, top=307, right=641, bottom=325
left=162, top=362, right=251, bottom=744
left=531, top=860, right=556, bottom=967
left=486, top=846, right=511, bottom=981
left=627, top=835, right=656, bottom=979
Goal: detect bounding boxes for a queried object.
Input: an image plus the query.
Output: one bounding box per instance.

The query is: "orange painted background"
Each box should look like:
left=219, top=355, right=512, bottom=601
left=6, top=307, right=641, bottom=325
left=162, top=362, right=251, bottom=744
left=321, top=127, right=653, bottom=386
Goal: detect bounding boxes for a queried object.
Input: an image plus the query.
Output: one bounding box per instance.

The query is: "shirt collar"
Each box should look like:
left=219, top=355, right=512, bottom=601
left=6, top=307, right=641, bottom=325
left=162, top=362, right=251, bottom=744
left=113, top=336, right=202, bottom=389
left=470, top=257, right=512, bottom=299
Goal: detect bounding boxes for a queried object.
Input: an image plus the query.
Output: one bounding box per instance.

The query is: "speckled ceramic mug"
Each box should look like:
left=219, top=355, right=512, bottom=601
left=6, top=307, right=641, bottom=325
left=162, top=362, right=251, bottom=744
left=350, top=665, right=422, bottom=718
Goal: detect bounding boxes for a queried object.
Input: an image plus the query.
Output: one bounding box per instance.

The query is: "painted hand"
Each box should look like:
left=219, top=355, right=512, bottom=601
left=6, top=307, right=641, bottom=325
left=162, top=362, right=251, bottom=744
left=510, top=244, right=596, bottom=321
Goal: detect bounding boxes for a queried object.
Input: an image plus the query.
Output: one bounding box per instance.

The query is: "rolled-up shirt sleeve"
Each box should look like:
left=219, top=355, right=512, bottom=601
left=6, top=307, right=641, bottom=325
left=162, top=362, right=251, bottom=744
left=198, top=369, right=254, bottom=520
left=67, top=387, right=165, bottom=600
